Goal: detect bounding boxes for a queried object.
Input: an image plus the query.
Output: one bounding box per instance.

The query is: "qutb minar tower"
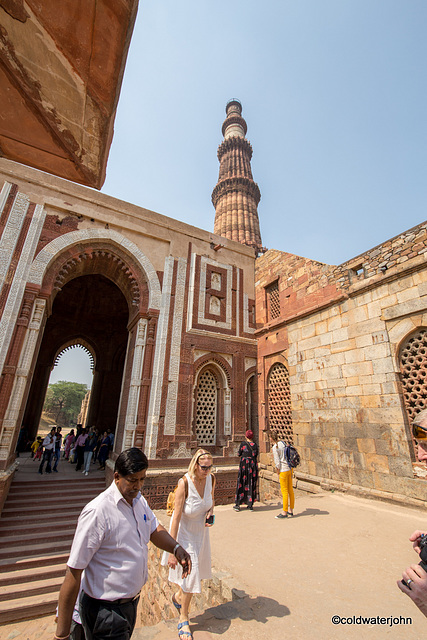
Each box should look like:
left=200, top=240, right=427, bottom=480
left=212, top=100, right=263, bottom=254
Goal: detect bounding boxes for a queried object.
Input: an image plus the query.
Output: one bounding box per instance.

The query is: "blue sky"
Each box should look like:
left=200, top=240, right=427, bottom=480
left=102, top=0, right=426, bottom=266
left=52, top=1, right=426, bottom=385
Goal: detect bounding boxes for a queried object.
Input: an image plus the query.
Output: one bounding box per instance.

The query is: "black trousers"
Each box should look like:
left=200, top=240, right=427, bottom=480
left=70, top=619, right=86, bottom=640
left=80, top=591, right=139, bottom=640
left=38, top=449, right=53, bottom=473
left=75, top=446, right=85, bottom=470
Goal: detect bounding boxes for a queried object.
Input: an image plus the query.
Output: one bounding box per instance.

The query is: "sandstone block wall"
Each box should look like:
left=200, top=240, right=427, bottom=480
left=256, top=219, right=427, bottom=505
left=137, top=515, right=236, bottom=627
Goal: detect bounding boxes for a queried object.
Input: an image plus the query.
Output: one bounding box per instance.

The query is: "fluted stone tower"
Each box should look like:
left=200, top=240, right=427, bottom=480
left=212, top=100, right=262, bottom=254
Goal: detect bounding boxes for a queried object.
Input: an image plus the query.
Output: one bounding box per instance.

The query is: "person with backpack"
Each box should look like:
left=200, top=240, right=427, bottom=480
left=270, top=430, right=297, bottom=519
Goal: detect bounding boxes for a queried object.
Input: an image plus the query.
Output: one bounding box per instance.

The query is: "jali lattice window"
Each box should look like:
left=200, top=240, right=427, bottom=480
left=266, top=280, right=280, bottom=321
left=195, top=370, right=217, bottom=445
left=267, top=362, right=293, bottom=443
left=400, top=328, right=427, bottom=422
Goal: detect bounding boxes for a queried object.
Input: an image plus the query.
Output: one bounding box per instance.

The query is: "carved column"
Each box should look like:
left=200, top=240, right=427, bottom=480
left=121, top=318, right=147, bottom=451
left=140, top=313, right=159, bottom=457
left=0, top=296, right=46, bottom=468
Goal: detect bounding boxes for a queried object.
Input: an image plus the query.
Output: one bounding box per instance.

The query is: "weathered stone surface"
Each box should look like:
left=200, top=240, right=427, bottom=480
left=0, top=1, right=138, bottom=188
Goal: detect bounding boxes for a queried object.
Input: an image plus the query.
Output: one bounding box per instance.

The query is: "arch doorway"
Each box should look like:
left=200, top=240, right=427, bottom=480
left=44, top=344, right=94, bottom=427
left=23, top=274, right=128, bottom=443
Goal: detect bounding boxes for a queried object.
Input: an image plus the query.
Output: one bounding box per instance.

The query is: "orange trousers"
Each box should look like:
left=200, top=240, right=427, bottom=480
left=279, top=469, right=294, bottom=511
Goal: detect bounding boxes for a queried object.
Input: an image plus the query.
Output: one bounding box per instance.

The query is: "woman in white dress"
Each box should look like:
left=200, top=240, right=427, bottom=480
left=163, top=449, right=215, bottom=640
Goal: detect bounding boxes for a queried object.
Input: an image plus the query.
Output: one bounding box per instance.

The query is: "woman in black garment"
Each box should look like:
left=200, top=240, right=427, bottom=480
left=233, top=429, right=258, bottom=511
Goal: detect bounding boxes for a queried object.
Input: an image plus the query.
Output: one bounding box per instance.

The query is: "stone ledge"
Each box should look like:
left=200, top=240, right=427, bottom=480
left=294, top=472, right=427, bottom=510
left=259, top=467, right=427, bottom=510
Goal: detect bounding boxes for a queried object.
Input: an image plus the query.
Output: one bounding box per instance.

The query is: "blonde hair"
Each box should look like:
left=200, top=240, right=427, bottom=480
left=188, top=449, right=213, bottom=478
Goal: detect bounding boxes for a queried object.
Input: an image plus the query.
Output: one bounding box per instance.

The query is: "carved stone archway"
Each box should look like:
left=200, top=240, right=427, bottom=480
left=1, top=230, right=162, bottom=465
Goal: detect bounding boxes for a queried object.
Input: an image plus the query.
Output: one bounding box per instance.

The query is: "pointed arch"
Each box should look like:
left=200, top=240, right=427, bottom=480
left=28, top=229, right=161, bottom=311
left=53, top=340, right=95, bottom=371
left=193, top=357, right=232, bottom=448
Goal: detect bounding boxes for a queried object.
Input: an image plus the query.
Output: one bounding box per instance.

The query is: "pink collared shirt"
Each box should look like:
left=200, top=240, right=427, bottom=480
left=67, top=481, right=158, bottom=600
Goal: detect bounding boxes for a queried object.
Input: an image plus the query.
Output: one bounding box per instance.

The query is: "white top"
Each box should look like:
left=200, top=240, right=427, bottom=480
left=162, top=472, right=213, bottom=594
left=68, top=481, right=158, bottom=600
left=42, top=434, right=56, bottom=450
left=273, top=441, right=291, bottom=472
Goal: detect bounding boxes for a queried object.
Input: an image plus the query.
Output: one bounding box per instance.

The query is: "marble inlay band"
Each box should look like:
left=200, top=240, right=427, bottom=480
left=0, top=203, right=46, bottom=378
left=145, top=256, right=174, bottom=458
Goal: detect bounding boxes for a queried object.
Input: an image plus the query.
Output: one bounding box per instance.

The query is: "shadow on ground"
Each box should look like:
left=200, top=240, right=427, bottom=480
left=189, top=592, right=290, bottom=635
left=250, top=502, right=329, bottom=518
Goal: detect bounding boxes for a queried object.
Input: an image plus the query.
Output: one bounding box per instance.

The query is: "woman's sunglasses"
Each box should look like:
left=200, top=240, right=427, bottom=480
left=198, top=463, right=212, bottom=471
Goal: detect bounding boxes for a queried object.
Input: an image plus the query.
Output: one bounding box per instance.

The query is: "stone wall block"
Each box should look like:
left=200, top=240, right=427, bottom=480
left=345, top=385, right=363, bottom=396
left=347, top=318, right=385, bottom=338
left=348, top=468, right=374, bottom=488
left=331, top=327, right=349, bottom=344
left=362, top=343, right=390, bottom=361
left=388, top=456, right=414, bottom=478
left=355, top=334, right=374, bottom=349
left=352, top=451, right=366, bottom=469
left=365, top=453, right=390, bottom=474
left=367, top=407, right=405, bottom=423
left=380, top=381, right=400, bottom=395
left=357, top=438, right=376, bottom=454
left=388, top=276, right=413, bottom=294
left=138, top=541, right=233, bottom=627
left=335, top=450, right=355, bottom=468
left=312, top=461, right=330, bottom=478
left=360, top=395, right=381, bottom=408
left=321, top=448, right=335, bottom=465
left=339, top=436, right=358, bottom=452
left=360, top=385, right=382, bottom=397
left=329, top=464, right=350, bottom=483
left=374, top=438, right=393, bottom=456
left=349, top=305, right=369, bottom=324
left=364, top=423, right=387, bottom=439
left=380, top=395, right=402, bottom=408
left=319, top=436, right=340, bottom=450
left=342, top=361, right=374, bottom=378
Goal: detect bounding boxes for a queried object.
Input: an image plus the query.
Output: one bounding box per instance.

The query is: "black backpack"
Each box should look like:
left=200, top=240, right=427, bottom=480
left=282, top=442, right=300, bottom=468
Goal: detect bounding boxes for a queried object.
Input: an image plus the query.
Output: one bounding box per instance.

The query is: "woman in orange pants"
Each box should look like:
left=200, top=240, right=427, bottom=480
left=270, top=430, right=295, bottom=519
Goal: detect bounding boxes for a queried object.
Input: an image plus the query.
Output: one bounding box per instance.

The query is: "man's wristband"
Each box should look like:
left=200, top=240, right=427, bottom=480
left=173, top=543, right=181, bottom=557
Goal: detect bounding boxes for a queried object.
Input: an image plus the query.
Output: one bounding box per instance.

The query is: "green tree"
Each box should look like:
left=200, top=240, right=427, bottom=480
left=43, top=381, right=88, bottom=425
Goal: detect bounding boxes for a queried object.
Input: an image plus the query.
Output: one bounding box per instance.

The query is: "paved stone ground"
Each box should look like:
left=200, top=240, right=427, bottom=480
left=3, top=489, right=427, bottom=639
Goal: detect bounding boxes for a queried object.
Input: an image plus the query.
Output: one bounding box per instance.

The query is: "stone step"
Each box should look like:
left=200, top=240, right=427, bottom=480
left=0, top=574, right=63, bottom=602
left=0, top=552, right=68, bottom=573
left=0, top=529, right=74, bottom=550
left=0, top=591, right=58, bottom=624
left=4, top=494, right=97, bottom=508
left=0, top=517, right=77, bottom=537
left=7, top=485, right=104, bottom=501
left=0, top=562, right=66, bottom=587
left=0, top=507, right=81, bottom=522
left=1, top=503, right=85, bottom=518
left=9, top=478, right=105, bottom=494
left=0, top=539, right=71, bottom=562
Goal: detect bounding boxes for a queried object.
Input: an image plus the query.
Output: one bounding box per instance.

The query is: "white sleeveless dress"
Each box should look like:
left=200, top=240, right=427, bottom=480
left=162, top=472, right=213, bottom=593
